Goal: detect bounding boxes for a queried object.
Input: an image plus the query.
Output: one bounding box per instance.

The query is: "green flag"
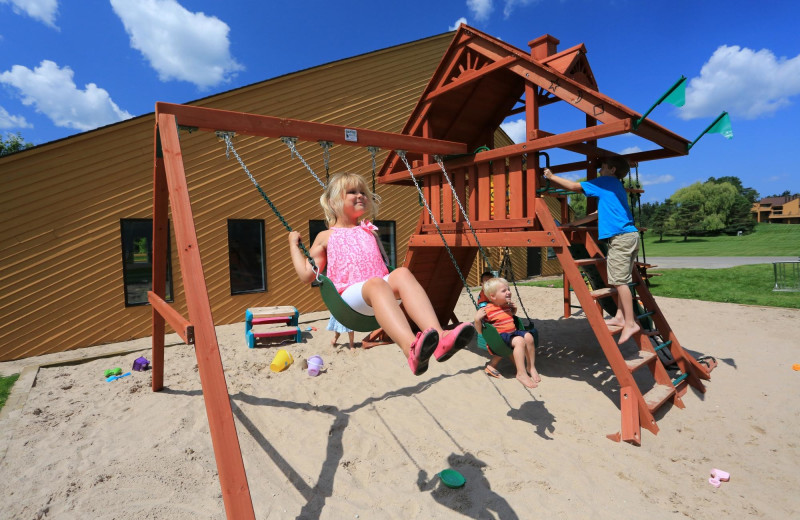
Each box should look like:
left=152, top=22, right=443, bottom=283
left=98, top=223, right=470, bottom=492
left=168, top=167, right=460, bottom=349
left=663, top=77, right=686, bottom=107
left=708, top=111, right=733, bottom=139
left=688, top=111, right=733, bottom=150
left=634, top=75, right=686, bottom=129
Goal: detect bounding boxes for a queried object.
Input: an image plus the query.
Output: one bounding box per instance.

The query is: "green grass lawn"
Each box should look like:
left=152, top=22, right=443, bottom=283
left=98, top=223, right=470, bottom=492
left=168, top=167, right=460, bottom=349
left=642, top=223, right=800, bottom=256
left=523, top=264, right=800, bottom=309
left=0, top=373, right=19, bottom=414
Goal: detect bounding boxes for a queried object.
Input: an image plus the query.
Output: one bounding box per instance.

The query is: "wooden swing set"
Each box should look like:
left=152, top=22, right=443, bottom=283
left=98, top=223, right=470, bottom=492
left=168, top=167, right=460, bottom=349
left=149, top=25, right=713, bottom=519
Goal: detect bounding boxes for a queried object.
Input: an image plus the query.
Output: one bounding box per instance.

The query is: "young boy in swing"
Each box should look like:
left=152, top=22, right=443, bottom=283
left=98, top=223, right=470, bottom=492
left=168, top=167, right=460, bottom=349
left=474, top=277, right=540, bottom=388
left=542, top=156, right=641, bottom=344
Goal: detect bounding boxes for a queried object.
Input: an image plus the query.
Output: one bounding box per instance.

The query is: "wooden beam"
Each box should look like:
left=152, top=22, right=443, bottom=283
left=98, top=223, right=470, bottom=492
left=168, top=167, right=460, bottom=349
left=155, top=102, right=467, bottom=156
left=409, top=230, right=558, bottom=248
left=147, top=291, right=194, bottom=345
left=380, top=119, right=632, bottom=184
left=157, top=113, right=255, bottom=520
left=425, top=56, right=518, bottom=101
left=151, top=127, right=168, bottom=393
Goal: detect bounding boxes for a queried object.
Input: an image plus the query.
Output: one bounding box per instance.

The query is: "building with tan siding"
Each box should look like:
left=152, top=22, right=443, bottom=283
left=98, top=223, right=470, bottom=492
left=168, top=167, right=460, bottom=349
left=1, top=32, right=565, bottom=362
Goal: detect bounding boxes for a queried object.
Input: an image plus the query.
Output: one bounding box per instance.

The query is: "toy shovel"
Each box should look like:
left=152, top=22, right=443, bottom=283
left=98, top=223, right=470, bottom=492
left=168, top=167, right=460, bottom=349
left=106, top=371, right=131, bottom=382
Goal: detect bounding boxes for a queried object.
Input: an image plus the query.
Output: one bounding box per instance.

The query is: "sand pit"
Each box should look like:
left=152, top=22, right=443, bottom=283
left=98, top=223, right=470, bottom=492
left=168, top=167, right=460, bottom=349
left=1, top=287, right=798, bottom=519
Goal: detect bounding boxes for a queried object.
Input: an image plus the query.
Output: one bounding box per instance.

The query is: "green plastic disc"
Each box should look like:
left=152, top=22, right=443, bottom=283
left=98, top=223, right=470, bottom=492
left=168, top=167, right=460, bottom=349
left=439, top=469, right=466, bottom=488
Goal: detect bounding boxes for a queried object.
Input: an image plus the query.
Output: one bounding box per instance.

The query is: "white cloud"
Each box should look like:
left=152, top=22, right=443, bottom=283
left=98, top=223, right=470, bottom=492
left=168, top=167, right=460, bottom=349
left=467, top=0, right=493, bottom=21
left=0, top=60, right=133, bottom=131
left=683, top=45, right=800, bottom=120
left=110, top=0, right=243, bottom=89
left=0, top=106, right=32, bottom=129
left=620, top=146, right=642, bottom=155
left=0, top=0, right=58, bottom=28
left=502, top=0, right=538, bottom=19
left=639, top=173, right=675, bottom=186
left=500, top=118, right=526, bottom=143
left=449, top=17, right=468, bottom=31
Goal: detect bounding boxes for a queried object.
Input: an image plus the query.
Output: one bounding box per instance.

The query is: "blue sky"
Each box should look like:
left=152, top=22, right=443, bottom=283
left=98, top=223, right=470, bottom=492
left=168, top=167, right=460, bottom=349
left=1, top=0, right=798, bottom=203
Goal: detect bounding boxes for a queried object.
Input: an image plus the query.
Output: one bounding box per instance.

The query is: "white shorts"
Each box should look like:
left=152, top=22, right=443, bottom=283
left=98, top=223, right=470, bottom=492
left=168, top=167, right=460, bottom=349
left=340, top=274, right=399, bottom=316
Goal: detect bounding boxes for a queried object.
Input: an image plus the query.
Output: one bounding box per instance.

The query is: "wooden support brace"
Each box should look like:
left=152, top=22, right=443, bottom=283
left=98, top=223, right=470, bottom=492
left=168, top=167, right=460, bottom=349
left=620, top=386, right=641, bottom=445
left=147, top=291, right=195, bottom=344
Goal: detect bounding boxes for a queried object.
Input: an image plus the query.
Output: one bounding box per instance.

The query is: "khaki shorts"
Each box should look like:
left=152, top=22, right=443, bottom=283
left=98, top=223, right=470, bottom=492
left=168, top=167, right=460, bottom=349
left=606, top=232, right=640, bottom=286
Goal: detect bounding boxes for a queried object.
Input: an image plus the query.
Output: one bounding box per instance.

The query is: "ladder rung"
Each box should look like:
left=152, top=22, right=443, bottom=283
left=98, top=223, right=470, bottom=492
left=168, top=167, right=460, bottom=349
left=623, top=351, right=656, bottom=372
left=590, top=287, right=617, bottom=299
left=636, top=310, right=654, bottom=320
left=654, top=340, right=673, bottom=352
left=627, top=281, right=640, bottom=288
left=672, top=373, right=688, bottom=386
left=643, top=384, right=676, bottom=412
left=574, top=257, right=605, bottom=266
left=642, top=329, right=662, bottom=337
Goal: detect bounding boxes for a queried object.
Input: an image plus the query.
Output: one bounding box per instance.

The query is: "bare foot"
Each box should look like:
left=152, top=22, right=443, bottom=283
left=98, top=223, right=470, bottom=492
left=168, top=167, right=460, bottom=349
left=517, top=373, right=538, bottom=388
left=605, top=316, right=624, bottom=327
left=529, top=369, right=542, bottom=383
left=347, top=343, right=356, bottom=350
left=330, top=338, right=337, bottom=347
left=618, top=323, right=641, bottom=344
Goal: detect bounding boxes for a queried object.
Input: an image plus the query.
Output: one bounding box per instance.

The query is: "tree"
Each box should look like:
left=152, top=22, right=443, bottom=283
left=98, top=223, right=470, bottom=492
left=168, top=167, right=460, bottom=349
left=1, top=132, right=34, bottom=156
left=650, top=199, right=673, bottom=241
left=670, top=200, right=702, bottom=241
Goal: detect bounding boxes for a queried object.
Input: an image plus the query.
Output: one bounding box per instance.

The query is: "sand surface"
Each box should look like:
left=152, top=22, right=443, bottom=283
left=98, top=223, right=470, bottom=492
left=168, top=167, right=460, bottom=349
left=1, top=286, right=798, bottom=519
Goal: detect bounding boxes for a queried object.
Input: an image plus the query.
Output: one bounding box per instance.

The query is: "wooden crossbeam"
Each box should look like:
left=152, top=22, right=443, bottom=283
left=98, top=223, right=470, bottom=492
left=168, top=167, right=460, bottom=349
left=155, top=102, right=467, bottom=156
left=380, top=120, right=631, bottom=184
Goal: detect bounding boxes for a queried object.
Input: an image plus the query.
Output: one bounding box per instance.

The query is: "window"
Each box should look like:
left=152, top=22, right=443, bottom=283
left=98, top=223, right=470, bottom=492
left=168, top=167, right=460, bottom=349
left=374, top=220, right=397, bottom=267
left=228, top=220, right=266, bottom=295
left=120, top=219, right=173, bottom=306
left=308, top=220, right=327, bottom=246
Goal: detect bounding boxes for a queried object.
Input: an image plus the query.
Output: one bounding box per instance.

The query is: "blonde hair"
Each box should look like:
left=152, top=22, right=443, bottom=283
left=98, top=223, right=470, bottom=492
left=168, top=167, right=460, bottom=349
left=320, top=172, right=381, bottom=226
left=482, top=277, right=509, bottom=297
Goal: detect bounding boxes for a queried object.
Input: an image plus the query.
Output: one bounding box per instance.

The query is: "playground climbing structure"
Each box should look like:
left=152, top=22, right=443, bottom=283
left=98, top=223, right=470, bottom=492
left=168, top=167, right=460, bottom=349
left=148, top=24, right=712, bottom=519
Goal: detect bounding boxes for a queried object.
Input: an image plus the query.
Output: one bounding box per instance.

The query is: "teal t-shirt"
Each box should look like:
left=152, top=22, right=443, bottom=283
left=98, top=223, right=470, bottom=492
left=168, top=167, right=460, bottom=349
left=580, top=176, right=637, bottom=239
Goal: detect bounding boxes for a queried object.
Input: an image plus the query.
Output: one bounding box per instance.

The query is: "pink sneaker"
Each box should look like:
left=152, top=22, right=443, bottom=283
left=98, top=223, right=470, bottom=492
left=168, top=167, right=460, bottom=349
left=408, top=328, right=439, bottom=376
left=434, top=322, right=476, bottom=362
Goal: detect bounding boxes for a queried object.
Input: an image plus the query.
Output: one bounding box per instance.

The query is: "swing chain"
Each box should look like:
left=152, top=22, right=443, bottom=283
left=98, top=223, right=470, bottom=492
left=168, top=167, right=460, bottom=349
left=501, top=246, right=533, bottom=323
left=367, top=146, right=380, bottom=194
left=222, top=133, right=318, bottom=271
left=433, top=154, right=494, bottom=272
left=397, top=150, right=479, bottom=310
left=319, top=141, right=333, bottom=183
left=281, top=137, right=327, bottom=189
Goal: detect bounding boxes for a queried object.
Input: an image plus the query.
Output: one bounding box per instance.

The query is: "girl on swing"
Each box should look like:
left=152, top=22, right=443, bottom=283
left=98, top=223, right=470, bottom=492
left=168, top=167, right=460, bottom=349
left=289, top=172, right=476, bottom=376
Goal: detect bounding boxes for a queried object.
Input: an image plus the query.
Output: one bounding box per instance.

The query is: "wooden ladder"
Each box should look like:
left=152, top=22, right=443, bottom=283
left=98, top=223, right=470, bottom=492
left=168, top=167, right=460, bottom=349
left=536, top=203, right=711, bottom=444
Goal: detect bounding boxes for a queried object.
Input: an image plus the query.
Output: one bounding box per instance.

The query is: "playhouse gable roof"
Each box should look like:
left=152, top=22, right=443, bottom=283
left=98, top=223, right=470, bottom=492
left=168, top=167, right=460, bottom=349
left=381, top=24, right=688, bottom=177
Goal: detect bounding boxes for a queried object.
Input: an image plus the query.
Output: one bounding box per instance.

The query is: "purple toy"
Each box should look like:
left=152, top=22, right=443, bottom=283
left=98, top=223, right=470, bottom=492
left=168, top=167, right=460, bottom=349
left=132, top=356, right=150, bottom=371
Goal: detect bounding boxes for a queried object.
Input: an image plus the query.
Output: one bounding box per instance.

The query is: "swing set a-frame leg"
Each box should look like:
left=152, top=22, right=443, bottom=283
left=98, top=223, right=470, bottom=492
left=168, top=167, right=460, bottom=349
left=153, top=114, right=255, bottom=520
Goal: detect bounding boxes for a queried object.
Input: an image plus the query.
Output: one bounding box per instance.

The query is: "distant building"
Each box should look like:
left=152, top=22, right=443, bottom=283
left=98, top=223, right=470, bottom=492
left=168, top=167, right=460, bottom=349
left=751, top=195, right=800, bottom=224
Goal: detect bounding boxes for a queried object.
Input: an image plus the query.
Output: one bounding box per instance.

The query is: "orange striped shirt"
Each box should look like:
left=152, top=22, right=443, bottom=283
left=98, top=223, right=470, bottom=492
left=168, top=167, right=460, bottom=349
left=484, top=303, right=516, bottom=333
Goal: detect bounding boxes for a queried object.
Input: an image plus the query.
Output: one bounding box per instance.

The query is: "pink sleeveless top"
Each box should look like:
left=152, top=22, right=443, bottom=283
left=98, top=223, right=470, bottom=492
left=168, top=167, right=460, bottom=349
left=327, top=220, right=389, bottom=293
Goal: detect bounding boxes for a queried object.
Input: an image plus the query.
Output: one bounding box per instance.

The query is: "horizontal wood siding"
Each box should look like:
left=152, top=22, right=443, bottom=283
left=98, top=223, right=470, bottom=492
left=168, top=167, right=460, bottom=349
left=0, top=34, right=453, bottom=361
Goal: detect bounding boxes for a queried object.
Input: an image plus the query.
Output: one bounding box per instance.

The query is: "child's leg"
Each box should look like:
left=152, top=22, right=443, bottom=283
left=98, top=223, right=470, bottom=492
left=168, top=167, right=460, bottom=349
left=511, top=336, right=537, bottom=388
left=361, top=274, right=421, bottom=356
left=615, top=283, right=640, bottom=344
left=523, top=332, right=540, bottom=383
left=347, top=331, right=355, bottom=349
left=384, top=267, right=442, bottom=334
left=332, top=332, right=341, bottom=346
